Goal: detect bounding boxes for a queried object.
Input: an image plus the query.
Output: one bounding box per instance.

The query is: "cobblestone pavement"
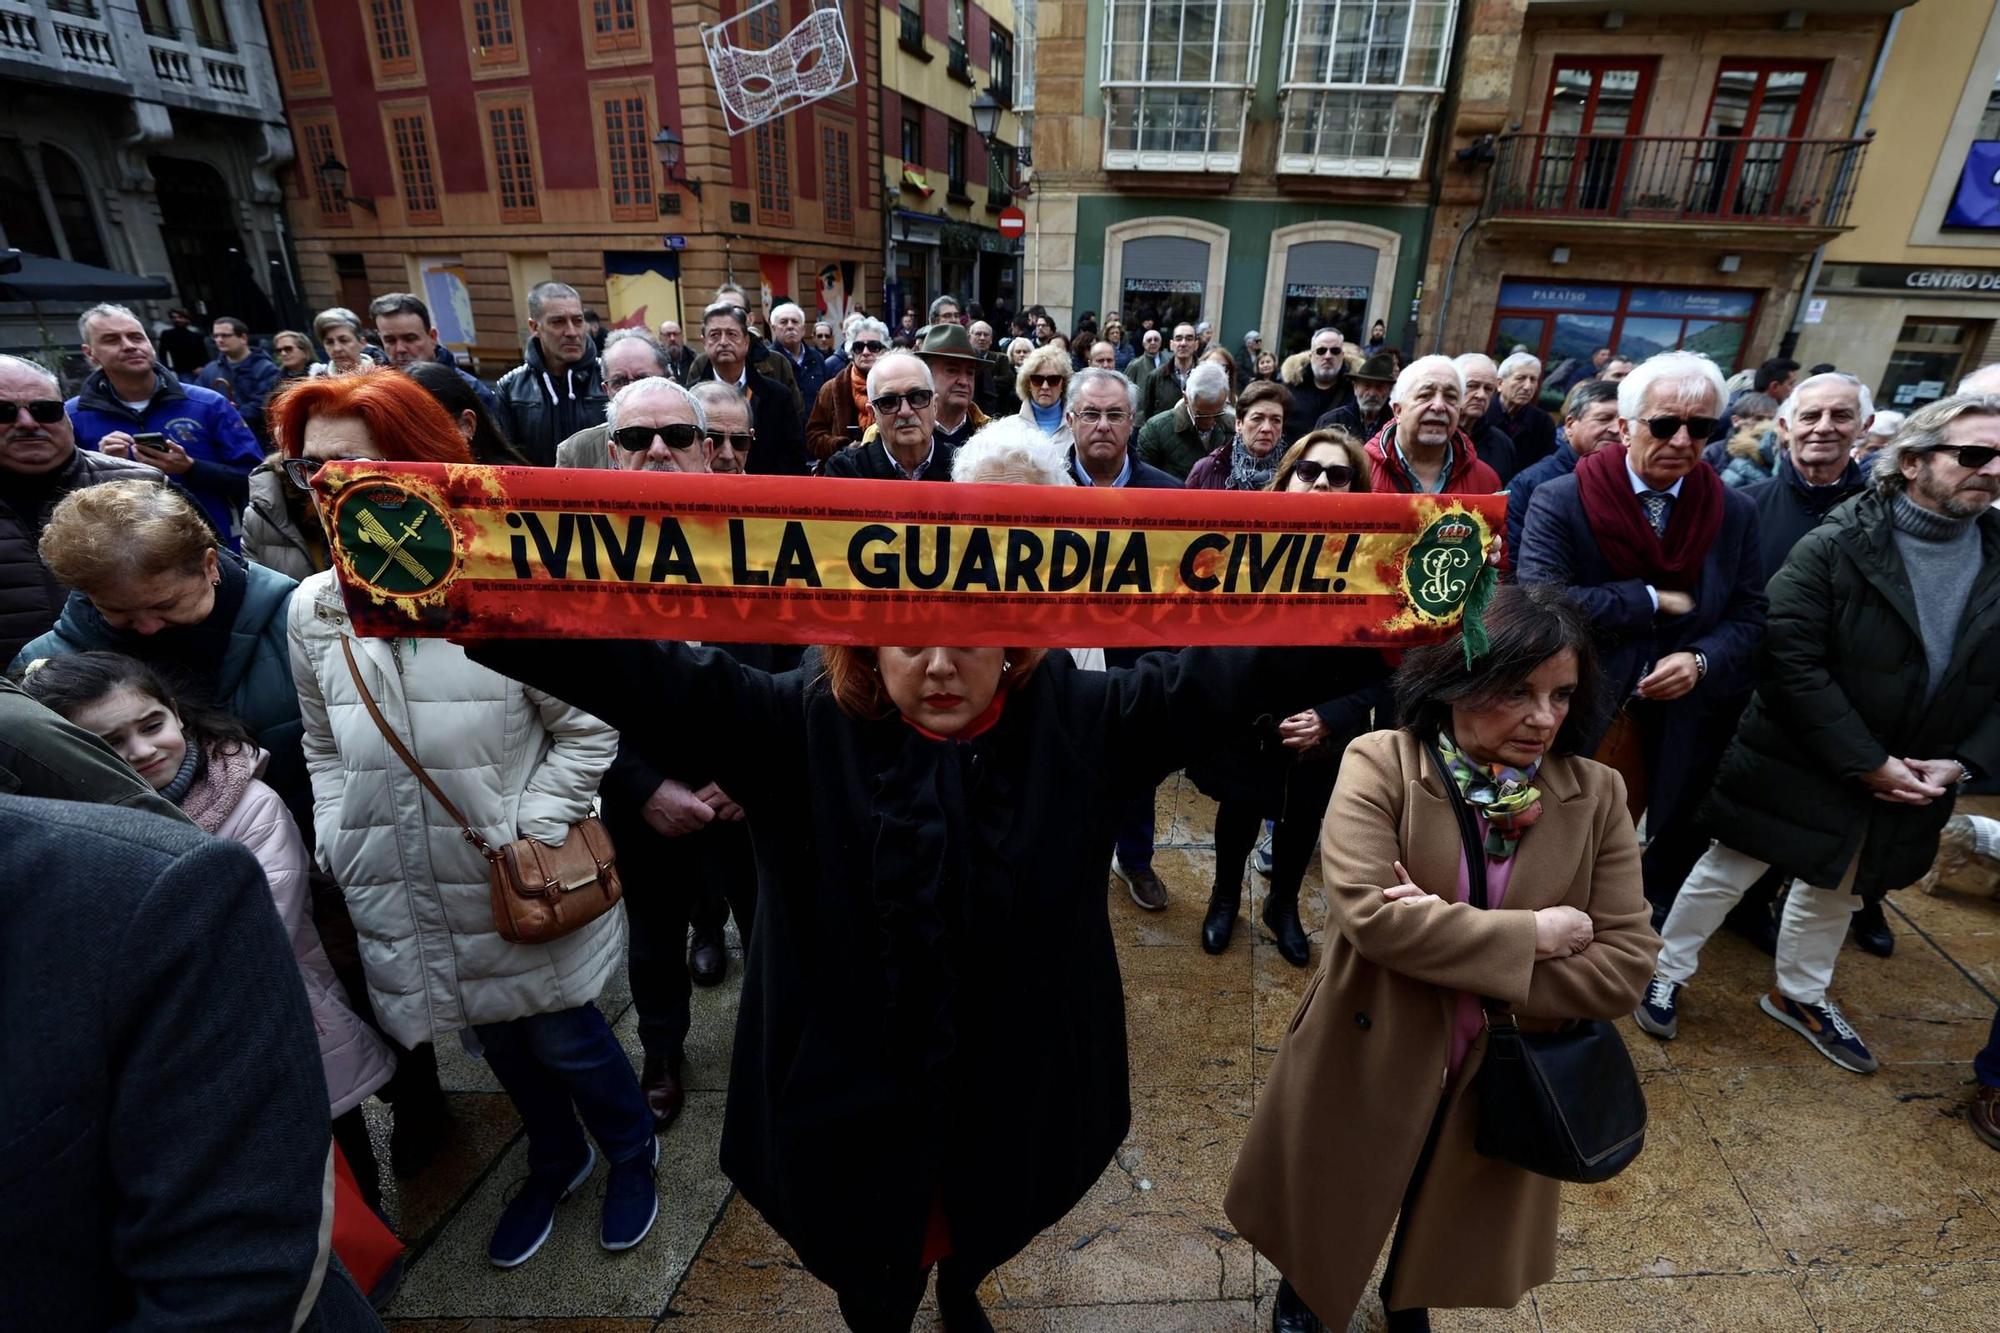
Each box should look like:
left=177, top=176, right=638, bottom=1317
left=377, top=785, right=2000, bottom=1333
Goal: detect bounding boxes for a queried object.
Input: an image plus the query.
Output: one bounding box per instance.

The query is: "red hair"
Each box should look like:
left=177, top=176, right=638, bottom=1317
left=269, top=370, right=475, bottom=465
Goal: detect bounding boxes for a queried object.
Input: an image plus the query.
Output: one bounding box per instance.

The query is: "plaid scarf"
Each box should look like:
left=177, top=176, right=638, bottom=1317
left=1436, top=730, right=1544, bottom=861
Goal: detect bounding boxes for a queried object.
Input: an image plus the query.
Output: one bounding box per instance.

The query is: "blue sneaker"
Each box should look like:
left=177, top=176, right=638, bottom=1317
left=489, top=1143, right=595, bottom=1268
left=600, top=1137, right=659, bottom=1252
left=1633, top=973, right=1681, bottom=1040
left=1760, top=990, right=1878, bottom=1073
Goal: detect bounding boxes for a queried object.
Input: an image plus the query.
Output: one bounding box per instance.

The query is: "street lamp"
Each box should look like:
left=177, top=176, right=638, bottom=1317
left=652, top=125, right=703, bottom=200
left=317, top=154, right=375, bottom=213
left=967, top=88, right=1031, bottom=198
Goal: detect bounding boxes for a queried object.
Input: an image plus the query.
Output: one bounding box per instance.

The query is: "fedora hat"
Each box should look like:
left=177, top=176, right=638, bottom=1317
left=1352, top=351, right=1399, bottom=384
left=914, top=321, right=988, bottom=364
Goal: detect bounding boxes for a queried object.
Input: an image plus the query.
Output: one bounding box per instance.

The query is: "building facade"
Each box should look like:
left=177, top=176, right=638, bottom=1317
left=271, top=0, right=885, bottom=374
left=1794, top=0, right=2000, bottom=409
left=1423, top=0, right=1902, bottom=405
left=879, top=0, right=1024, bottom=326
left=1024, top=0, right=1452, bottom=356
left=0, top=0, right=294, bottom=358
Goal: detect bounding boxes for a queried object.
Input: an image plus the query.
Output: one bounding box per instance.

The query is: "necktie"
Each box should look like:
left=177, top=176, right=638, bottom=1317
left=1640, top=490, right=1672, bottom=538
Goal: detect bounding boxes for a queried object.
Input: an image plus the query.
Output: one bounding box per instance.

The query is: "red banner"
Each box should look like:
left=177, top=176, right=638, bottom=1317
left=314, top=463, right=1503, bottom=649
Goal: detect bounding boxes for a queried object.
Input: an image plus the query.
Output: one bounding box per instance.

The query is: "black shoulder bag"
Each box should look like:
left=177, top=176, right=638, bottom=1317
left=1424, top=740, right=1647, bottom=1184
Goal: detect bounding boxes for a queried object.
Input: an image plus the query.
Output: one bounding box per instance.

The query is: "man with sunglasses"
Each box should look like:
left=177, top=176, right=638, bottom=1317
left=1281, top=328, right=1355, bottom=444
left=0, top=355, right=156, bottom=662
left=1517, top=350, right=1765, bottom=924
left=1637, top=392, right=2000, bottom=1076
left=687, top=381, right=755, bottom=476
left=821, top=352, right=952, bottom=481
left=694, top=302, right=808, bottom=475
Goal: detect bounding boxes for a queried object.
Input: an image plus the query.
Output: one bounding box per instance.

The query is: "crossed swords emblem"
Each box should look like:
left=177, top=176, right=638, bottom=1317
left=352, top=506, right=438, bottom=586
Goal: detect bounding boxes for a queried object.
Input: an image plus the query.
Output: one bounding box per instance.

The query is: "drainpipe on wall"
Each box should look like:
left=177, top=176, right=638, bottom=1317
left=1783, top=10, right=1902, bottom=359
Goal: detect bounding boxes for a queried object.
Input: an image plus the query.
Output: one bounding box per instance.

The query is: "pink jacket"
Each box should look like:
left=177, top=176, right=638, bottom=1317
left=197, top=746, right=396, bottom=1116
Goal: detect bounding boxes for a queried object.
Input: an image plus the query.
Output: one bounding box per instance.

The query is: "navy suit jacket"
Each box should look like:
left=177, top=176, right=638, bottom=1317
left=1516, top=472, right=1766, bottom=822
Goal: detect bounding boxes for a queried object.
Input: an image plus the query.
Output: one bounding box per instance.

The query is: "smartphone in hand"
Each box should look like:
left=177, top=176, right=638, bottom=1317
left=132, top=432, right=171, bottom=457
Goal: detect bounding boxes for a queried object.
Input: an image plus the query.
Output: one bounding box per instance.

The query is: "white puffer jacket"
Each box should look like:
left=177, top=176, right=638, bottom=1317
left=288, top=571, right=623, bottom=1048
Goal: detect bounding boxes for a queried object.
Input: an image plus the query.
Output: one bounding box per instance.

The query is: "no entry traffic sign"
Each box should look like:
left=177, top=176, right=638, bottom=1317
left=997, top=207, right=1027, bottom=238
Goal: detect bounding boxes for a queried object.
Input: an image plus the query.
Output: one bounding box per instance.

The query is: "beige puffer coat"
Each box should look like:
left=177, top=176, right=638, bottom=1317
left=287, top=571, right=623, bottom=1049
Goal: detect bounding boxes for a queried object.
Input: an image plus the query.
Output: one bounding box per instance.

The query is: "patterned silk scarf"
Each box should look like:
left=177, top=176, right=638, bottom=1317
left=1435, top=730, right=1545, bottom=861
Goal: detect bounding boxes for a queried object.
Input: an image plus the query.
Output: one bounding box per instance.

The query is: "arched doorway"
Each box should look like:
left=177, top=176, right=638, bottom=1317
left=148, top=155, right=276, bottom=328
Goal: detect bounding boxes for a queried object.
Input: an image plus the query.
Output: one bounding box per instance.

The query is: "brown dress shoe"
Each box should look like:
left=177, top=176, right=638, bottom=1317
left=1973, top=1084, right=2000, bottom=1151
left=641, top=1054, right=684, bottom=1130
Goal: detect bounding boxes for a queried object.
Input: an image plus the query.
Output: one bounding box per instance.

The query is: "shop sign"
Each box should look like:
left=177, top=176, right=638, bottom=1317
left=1853, top=264, right=2000, bottom=294
left=1124, top=277, right=1204, bottom=295
left=1495, top=280, right=1622, bottom=313
left=1626, top=287, right=1757, bottom=319
left=1285, top=283, right=1370, bottom=300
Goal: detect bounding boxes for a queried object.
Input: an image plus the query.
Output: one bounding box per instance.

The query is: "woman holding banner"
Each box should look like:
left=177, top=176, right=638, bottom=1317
left=1226, top=584, right=1659, bottom=1333
left=462, top=626, right=1375, bottom=1331
left=1191, top=429, right=1390, bottom=964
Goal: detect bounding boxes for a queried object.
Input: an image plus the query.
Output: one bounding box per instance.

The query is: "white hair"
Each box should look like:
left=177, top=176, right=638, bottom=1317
left=846, top=317, right=889, bottom=355
left=770, top=302, right=805, bottom=324
left=0, top=352, right=60, bottom=390
left=951, top=415, right=1076, bottom=485
left=606, top=376, right=705, bottom=435
left=1956, top=362, right=2000, bottom=395
left=1065, top=366, right=1140, bottom=415
left=1617, top=351, right=1728, bottom=420
left=1776, top=372, right=1875, bottom=426
left=78, top=302, right=140, bottom=343
left=1453, top=352, right=1498, bottom=380
left=866, top=350, right=933, bottom=399
left=1865, top=409, right=1905, bottom=439
left=1496, top=351, right=1542, bottom=380
left=1391, top=354, right=1466, bottom=406
left=1184, top=361, right=1231, bottom=406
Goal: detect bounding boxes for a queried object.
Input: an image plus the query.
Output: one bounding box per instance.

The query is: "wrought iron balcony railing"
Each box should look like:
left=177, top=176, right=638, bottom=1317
left=1488, top=132, right=1871, bottom=229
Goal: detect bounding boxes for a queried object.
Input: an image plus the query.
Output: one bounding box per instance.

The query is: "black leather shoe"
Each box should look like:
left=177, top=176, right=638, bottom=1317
left=1272, top=1276, right=1323, bottom=1332
left=1202, top=891, right=1239, bottom=954
left=689, top=926, right=727, bottom=987
left=1262, top=895, right=1311, bottom=968
left=640, top=1053, right=684, bottom=1130
left=1851, top=900, right=1894, bottom=958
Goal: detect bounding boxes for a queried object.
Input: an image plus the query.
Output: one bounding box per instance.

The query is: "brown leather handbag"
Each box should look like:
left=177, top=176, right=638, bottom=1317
left=339, top=637, right=621, bottom=946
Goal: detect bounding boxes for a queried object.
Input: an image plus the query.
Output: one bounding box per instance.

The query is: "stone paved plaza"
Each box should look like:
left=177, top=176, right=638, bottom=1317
left=375, top=786, right=2000, bottom=1333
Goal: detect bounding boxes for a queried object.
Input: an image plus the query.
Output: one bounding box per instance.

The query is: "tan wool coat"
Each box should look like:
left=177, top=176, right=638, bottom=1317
left=1225, top=729, right=1659, bottom=1322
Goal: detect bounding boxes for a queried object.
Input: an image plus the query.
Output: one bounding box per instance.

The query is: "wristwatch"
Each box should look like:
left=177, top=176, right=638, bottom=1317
left=1955, top=760, right=1974, bottom=791
left=1692, top=651, right=1709, bottom=682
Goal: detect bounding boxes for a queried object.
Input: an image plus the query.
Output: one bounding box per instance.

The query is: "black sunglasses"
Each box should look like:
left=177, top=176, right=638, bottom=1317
left=1, top=398, right=65, bottom=424
left=1641, top=415, right=1719, bottom=441
left=1929, top=443, right=2000, bottom=469
left=611, top=424, right=702, bottom=453
left=870, top=388, right=935, bottom=413
left=707, top=430, right=755, bottom=450
left=850, top=340, right=887, bottom=354
left=1029, top=374, right=1066, bottom=388
left=280, top=455, right=376, bottom=491
left=1293, top=460, right=1357, bottom=488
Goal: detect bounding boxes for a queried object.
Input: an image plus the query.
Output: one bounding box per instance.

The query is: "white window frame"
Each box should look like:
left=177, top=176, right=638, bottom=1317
left=1276, top=0, right=1456, bottom=179
left=1101, top=0, right=1266, bottom=174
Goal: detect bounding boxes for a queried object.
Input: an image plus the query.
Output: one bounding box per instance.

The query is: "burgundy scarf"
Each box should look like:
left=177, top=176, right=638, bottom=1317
left=1573, top=442, right=1724, bottom=591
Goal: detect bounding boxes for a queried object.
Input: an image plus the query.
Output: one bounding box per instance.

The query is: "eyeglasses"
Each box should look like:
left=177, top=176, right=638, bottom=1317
left=1292, top=460, right=1357, bottom=488
left=1029, top=374, right=1066, bottom=389
left=280, top=455, right=375, bottom=491
left=1928, top=443, right=2000, bottom=468
left=707, top=431, right=755, bottom=451
left=1071, top=409, right=1132, bottom=426
left=611, top=424, right=703, bottom=453
left=1640, top=415, right=1719, bottom=441
left=870, top=388, right=935, bottom=414
left=850, top=340, right=887, bottom=354
left=0, top=398, right=65, bottom=424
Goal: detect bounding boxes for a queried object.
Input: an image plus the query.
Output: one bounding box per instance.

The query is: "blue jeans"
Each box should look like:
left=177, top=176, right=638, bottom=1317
left=474, top=1003, right=654, bottom=1173
left=1977, top=1007, right=2000, bottom=1090
left=1113, top=786, right=1157, bottom=874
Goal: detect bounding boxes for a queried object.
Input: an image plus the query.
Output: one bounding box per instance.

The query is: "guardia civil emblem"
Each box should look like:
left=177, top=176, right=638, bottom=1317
left=330, top=479, right=459, bottom=599
left=1401, top=509, right=1485, bottom=626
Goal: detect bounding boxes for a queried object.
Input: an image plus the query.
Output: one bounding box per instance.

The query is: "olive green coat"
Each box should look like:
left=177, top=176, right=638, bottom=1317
left=1699, top=490, right=2000, bottom=897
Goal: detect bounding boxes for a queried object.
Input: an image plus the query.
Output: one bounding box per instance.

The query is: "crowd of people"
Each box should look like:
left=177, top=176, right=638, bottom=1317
left=3, top=281, right=1998, bottom=1333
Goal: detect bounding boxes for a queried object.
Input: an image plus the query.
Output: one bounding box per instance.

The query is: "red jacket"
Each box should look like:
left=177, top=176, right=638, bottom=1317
left=1363, top=421, right=1502, bottom=495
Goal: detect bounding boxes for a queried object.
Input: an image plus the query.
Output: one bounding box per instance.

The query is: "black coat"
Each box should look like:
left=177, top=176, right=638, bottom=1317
left=494, top=338, right=608, bottom=466
left=1315, top=401, right=1390, bottom=443
left=1185, top=655, right=1391, bottom=810
left=466, top=638, right=1340, bottom=1292
left=1742, top=454, right=1869, bottom=590
left=820, top=435, right=956, bottom=481
left=0, top=794, right=378, bottom=1331
left=0, top=447, right=156, bottom=663
left=1701, top=492, right=2000, bottom=898
left=1283, top=374, right=1354, bottom=444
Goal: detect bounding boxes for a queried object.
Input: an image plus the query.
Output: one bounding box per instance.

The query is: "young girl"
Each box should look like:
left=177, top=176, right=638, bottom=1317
left=20, top=651, right=396, bottom=1211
